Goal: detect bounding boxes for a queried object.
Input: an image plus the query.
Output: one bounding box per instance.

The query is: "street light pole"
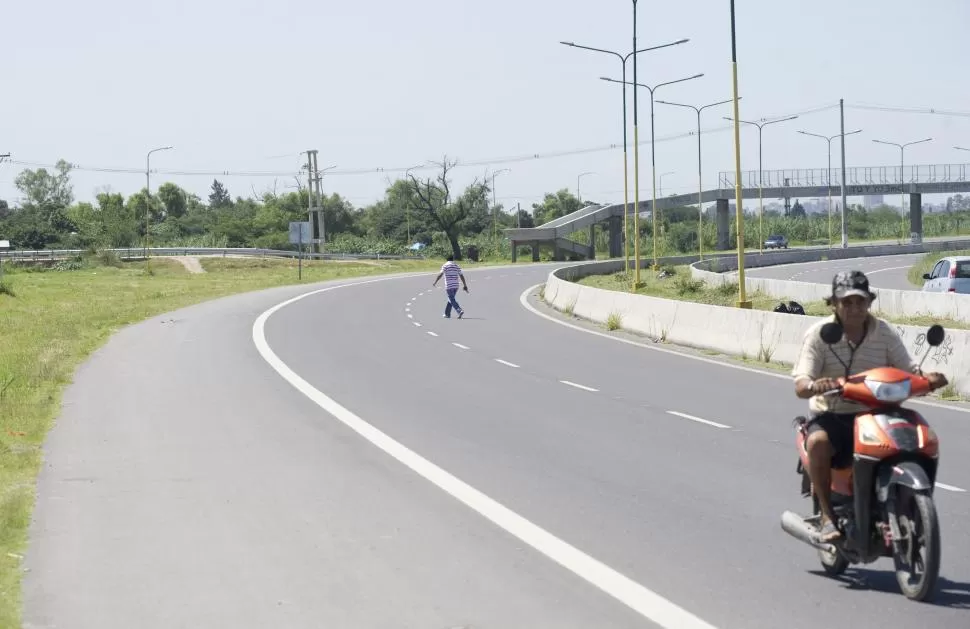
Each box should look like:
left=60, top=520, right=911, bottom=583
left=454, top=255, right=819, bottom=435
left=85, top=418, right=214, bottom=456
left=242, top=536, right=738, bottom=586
left=577, top=171, right=595, bottom=202
left=873, top=137, right=932, bottom=241
left=145, top=145, right=173, bottom=259
left=724, top=115, right=798, bottom=253
left=491, top=168, right=510, bottom=241
left=728, top=0, right=749, bottom=307
left=797, top=128, right=861, bottom=247
left=601, top=72, right=704, bottom=269
left=403, top=163, right=424, bottom=245
left=562, top=36, right=689, bottom=279
left=656, top=97, right=735, bottom=261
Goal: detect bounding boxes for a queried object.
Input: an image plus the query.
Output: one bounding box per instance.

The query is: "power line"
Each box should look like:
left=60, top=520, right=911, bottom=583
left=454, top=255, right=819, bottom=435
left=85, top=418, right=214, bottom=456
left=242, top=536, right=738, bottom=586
left=2, top=103, right=840, bottom=180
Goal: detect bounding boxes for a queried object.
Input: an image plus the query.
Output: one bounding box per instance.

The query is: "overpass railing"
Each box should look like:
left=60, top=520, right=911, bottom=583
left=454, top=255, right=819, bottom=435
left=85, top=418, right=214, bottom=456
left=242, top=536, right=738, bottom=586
left=719, top=163, right=970, bottom=190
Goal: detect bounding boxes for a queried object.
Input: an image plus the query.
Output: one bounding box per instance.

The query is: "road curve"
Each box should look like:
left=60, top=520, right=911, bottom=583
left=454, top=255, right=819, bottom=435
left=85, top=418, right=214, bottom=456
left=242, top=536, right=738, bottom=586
left=745, top=252, right=927, bottom=291
left=23, top=262, right=970, bottom=629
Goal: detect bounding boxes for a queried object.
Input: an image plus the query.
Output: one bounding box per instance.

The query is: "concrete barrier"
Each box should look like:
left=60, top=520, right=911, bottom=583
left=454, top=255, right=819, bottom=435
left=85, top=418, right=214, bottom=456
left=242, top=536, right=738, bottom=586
left=689, top=240, right=970, bottom=321
left=542, top=263, right=968, bottom=397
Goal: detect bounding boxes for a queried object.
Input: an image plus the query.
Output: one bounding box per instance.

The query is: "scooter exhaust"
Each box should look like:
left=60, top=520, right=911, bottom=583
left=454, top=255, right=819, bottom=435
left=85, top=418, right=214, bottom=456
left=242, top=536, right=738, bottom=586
left=780, top=510, right=835, bottom=552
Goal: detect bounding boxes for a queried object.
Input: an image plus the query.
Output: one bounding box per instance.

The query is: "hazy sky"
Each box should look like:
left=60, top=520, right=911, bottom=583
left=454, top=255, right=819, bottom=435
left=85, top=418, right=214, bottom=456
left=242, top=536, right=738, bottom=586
left=3, top=0, right=969, bottom=210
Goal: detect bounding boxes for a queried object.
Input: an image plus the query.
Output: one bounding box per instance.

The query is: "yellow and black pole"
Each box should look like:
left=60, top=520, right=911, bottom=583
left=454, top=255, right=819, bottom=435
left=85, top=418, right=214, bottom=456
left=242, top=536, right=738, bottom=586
left=728, top=0, right=750, bottom=308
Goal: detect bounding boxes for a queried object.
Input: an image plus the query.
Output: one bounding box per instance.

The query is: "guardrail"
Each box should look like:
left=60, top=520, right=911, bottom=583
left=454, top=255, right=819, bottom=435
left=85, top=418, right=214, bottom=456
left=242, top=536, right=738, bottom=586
left=0, top=247, right=425, bottom=261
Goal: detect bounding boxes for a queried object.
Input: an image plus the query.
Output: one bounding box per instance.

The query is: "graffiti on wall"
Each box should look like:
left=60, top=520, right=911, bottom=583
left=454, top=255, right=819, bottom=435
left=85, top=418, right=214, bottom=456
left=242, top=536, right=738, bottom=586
left=910, top=328, right=955, bottom=366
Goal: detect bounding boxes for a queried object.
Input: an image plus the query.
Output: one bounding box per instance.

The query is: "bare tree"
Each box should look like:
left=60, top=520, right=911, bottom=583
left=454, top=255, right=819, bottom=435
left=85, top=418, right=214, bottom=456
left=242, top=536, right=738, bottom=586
left=406, top=156, right=486, bottom=260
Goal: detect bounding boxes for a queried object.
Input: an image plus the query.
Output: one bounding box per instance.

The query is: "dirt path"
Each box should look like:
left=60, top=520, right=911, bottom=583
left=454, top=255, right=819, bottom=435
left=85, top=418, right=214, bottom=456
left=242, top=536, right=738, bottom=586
left=170, top=256, right=206, bottom=274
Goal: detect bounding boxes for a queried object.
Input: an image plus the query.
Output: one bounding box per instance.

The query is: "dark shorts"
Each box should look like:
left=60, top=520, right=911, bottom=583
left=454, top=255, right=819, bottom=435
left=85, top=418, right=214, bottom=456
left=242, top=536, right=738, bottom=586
left=806, top=412, right=856, bottom=469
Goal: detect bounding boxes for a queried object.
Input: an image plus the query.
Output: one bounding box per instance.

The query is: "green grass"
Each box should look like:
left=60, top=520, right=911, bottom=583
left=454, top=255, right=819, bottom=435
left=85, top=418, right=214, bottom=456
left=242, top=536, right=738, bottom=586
left=907, top=249, right=970, bottom=286
left=0, top=251, right=497, bottom=627
left=576, top=265, right=970, bottom=330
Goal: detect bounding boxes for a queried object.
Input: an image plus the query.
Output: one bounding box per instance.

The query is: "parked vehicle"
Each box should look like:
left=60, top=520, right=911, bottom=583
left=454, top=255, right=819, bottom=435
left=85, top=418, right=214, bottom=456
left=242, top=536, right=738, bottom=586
left=765, top=234, right=789, bottom=249
left=920, top=256, right=970, bottom=293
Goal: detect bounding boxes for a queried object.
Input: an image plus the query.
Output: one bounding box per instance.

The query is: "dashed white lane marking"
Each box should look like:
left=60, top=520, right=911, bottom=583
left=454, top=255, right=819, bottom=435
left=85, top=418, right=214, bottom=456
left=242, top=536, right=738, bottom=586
left=495, top=359, right=520, bottom=368
left=427, top=331, right=438, bottom=337
left=560, top=380, right=599, bottom=392
left=485, top=276, right=493, bottom=280
left=413, top=322, right=422, bottom=327
left=666, top=411, right=731, bottom=429
left=936, top=482, right=967, bottom=493
left=407, top=314, right=413, bottom=319
left=251, top=281, right=721, bottom=629
left=452, top=343, right=470, bottom=350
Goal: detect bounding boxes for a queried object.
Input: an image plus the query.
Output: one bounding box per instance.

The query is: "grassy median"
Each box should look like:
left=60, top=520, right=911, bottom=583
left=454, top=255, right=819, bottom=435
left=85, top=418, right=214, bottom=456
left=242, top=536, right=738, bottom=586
left=0, top=251, right=475, bottom=627
left=575, top=265, right=970, bottom=331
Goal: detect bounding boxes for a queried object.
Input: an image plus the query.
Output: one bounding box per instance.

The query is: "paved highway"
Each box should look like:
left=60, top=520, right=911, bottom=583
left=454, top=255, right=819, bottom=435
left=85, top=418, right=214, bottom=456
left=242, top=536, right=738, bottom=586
left=746, top=252, right=930, bottom=291
left=23, top=261, right=970, bottom=629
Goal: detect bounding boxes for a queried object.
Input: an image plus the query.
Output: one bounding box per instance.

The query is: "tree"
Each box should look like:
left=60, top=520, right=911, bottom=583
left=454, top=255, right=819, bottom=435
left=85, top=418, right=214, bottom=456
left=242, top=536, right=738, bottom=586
left=14, top=159, right=74, bottom=210
left=208, top=179, right=232, bottom=209
left=406, top=157, right=487, bottom=260
left=157, top=182, right=188, bottom=219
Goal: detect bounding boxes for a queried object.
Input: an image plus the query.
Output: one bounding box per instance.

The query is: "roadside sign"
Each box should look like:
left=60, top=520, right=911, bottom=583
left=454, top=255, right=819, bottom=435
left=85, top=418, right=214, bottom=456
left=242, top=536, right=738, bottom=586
left=288, top=222, right=311, bottom=245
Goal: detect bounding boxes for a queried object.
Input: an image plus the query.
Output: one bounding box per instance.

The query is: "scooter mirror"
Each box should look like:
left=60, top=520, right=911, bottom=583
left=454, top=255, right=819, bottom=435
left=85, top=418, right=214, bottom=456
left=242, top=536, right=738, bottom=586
left=926, top=324, right=945, bottom=347
left=820, top=321, right=844, bottom=345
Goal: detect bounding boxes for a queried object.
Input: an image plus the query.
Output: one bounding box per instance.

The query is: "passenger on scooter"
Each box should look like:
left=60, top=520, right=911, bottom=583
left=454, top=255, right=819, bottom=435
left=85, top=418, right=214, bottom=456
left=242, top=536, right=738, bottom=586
left=791, top=270, right=948, bottom=543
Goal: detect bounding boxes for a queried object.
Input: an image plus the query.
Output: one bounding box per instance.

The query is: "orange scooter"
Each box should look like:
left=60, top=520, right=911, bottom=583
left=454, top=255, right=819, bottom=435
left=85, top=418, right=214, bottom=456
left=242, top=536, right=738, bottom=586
left=781, top=322, right=946, bottom=602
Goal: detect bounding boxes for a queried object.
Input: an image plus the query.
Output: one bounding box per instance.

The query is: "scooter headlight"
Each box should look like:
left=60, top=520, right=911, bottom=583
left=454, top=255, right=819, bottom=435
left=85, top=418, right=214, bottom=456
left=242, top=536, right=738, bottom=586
left=865, top=378, right=911, bottom=402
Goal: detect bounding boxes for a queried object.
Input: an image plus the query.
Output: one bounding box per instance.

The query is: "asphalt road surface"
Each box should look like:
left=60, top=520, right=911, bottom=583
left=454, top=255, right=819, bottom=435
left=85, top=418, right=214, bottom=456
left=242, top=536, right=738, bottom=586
left=745, top=252, right=929, bottom=291
left=23, top=261, right=970, bottom=629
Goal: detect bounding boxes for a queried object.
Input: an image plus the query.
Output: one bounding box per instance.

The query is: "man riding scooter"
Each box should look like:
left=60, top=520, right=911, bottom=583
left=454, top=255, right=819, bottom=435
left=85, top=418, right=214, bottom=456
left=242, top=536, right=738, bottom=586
left=790, top=270, right=948, bottom=542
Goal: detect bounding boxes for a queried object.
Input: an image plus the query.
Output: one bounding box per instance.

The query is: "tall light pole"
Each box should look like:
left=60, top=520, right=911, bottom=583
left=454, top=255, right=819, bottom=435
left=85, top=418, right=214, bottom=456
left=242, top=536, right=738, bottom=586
left=145, top=145, right=173, bottom=258
left=873, top=137, right=932, bottom=241
left=955, top=146, right=970, bottom=153
left=656, top=97, right=735, bottom=260
left=577, top=171, right=595, bottom=202
left=601, top=72, right=703, bottom=269
left=724, top=114, right=798, bottom=253
left=797, top=128, right=861, bottom=247
left=561, top=36, right=689, bottom=279
left=491, top=168, right=510, bottom=241
left=403, top=163, right=424, bottom=245
left=727, top=0, right=749, bottom=307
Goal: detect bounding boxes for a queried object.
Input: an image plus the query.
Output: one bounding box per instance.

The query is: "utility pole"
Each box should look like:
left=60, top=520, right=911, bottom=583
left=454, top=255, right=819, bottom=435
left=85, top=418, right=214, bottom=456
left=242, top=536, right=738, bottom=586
left=839, top=99, right=849, bottom=248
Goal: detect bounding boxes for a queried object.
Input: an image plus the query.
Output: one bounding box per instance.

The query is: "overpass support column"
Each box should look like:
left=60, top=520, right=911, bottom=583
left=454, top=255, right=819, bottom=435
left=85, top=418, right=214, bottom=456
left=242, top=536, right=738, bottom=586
left=531, top=241, right=540, bottom=262
left=588, top=225, right=596, bottom=260
left=716, top=198, right=730, bottom=250
left=608, top=216, right=623, bottom=258
left=510, top=241, right=518, bottom=263
left=909, top=192, right=923, bottom=244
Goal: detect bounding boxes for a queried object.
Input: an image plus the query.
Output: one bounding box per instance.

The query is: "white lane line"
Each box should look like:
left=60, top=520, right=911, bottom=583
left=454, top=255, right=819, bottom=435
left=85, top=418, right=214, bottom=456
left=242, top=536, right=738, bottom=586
left=452, top=342, right=470, bottom=350
left=406, top=307, right=411, bottom=312
left=427, top=331, right=439, bottom=337
left=666, top=411, right=731, bottom=429
left=865, top=265, right=911, bottom=275
left=495, top=359, right=520, bottom=368
left=560, top=380, right=599, bottom=392
left=252, top=282, right=720, bottom=629
left=407, top=314, right=413, bottom=319
left=519, top=284, right=970, bottom=416
left=413, top=322, right=422, bottom=327
left=936, top=482, right=967, bottom=493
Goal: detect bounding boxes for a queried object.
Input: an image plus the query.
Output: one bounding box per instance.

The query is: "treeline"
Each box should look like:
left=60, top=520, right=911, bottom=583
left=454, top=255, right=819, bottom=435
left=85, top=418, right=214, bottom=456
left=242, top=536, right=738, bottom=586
left=0, top=158, right=590, bottom=260
left=3, top=158, right=970, bottom=261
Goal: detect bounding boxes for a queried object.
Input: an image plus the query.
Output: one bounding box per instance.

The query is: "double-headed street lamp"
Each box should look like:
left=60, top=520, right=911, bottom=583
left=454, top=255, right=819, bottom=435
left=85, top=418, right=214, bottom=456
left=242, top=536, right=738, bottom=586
left=560, top=37, right=689, bottom=277
left=577, top=171, right=595, bottom=202
left=601, top=73, right=703, bottom=270
left=797, top=128, right=862, bottom=247
left=145, top=145, right=173, bottom=258
left=955, top=146, right=970, bottom=153
left=872, top=137, right=932, bottom=240
left=656, top=97, right=735, bottom=260
left=491, top=168, right=511, bottom=241
left=723, top=115, right=798, bottom=253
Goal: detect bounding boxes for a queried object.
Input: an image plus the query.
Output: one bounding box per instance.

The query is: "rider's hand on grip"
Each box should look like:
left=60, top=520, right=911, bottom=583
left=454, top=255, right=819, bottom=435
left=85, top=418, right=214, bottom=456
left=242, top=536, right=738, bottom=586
left=812, top=377, right=843, bottom=395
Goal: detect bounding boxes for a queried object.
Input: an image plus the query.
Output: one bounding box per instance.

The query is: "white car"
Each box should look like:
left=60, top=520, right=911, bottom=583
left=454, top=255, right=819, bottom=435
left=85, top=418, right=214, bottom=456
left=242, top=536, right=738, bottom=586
left=921, top=256, right=970, bottom=293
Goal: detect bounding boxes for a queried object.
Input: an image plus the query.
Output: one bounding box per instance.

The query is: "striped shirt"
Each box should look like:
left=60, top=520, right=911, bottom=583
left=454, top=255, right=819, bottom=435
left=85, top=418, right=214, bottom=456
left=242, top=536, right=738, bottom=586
left=440, top=261, right=463, bottom=290
left=792, top=314, right=919, bottom=415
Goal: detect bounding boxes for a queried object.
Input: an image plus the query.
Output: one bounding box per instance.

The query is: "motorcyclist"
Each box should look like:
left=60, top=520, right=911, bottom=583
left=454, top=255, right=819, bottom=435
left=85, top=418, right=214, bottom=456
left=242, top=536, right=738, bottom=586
left=791, top=270, right=948, bottom=543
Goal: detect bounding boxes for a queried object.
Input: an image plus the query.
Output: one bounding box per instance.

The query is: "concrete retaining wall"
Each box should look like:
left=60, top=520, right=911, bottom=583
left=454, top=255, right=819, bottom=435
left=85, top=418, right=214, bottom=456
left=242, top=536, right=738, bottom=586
left=542, top=263, right=968, bottom=397
left=689, top=239, right=970, bottom=321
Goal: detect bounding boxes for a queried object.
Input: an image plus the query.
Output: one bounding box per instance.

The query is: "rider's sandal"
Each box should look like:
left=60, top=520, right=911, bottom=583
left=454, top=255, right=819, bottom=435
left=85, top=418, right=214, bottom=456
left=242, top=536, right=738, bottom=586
left=819, top=520, right=843, bottom=543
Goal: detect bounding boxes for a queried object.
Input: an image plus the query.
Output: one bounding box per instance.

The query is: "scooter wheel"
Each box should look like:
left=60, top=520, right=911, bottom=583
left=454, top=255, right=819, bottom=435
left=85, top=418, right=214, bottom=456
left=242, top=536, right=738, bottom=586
left=891, top=491, right=940, bottom=602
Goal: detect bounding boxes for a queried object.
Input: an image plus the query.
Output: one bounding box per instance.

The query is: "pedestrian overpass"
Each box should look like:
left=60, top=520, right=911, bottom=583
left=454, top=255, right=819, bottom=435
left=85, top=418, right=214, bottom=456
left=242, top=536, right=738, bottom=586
left=504, top=163, right=970, bottom=262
